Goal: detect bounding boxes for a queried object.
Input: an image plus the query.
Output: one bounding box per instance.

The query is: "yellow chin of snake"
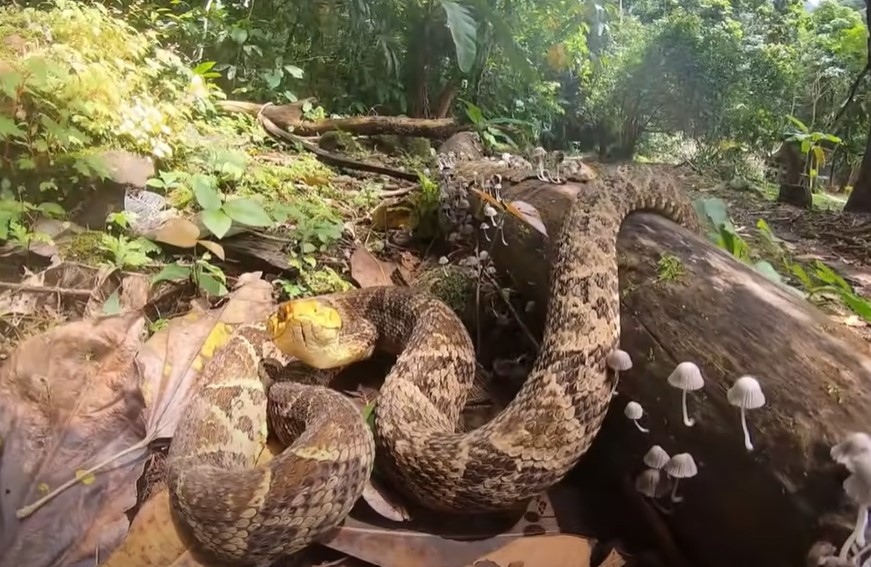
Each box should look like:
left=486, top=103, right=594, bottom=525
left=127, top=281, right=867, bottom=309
left=267, top=298, right=361, bottom=369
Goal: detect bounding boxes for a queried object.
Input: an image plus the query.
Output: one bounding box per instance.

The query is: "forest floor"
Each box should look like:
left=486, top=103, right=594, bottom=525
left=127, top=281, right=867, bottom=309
left=2, top=137, right=871, bottom=567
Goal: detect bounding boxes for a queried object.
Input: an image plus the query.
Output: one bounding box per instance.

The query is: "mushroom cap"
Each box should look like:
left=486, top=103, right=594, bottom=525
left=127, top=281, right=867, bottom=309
left=832, top=432, right=871, bottom=471
left=667, top=361, right=705, bottom=391
left=664, top=453, right=698, bottom=478
left=634, top=468, right=661, bottom=498
left=606, top=349, right=633, bottom=372
left=843, top=454, right=871, bottom=505
left=531, top=146, right=547, bottom=158
left=727, top=375, right=765, bottom=409
left=643, top=445, right=671, bottom=469
left=624, top=401, right=644, bottom=420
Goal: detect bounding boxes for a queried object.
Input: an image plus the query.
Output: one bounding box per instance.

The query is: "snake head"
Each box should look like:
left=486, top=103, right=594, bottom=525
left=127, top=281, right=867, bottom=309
left=268, top=297, right=370, bottom=369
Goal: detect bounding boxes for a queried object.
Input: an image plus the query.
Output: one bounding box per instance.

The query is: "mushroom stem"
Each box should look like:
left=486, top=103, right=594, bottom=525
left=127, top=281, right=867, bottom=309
left=839, top=507, right=869, bottom=561
left=739, top=406, right=754, bottom=451
left=610, top=371, right=620, bottom=397
left=670, top=478, right=684, bottom=503
left=632, top=420, right=649, bottom=433
left=681, top=388, right=695, bottom=427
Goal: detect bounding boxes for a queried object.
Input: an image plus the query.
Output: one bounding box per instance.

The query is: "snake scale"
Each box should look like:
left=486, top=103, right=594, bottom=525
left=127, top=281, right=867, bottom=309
left=166, top=164, right=700, bottom=565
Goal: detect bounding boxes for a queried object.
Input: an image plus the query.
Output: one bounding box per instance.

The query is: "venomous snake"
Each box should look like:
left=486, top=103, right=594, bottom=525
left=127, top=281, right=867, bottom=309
left=166, top=164, right=699, bottom=565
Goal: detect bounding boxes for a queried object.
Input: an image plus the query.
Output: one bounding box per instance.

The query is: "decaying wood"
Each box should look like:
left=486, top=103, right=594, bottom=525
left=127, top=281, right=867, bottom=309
left=218, top=100, right=461, bottom=138
left=444, top=155, right=871, bottom=567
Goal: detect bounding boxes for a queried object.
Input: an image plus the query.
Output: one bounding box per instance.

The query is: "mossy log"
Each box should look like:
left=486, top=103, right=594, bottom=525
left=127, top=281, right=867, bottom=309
left=217, top=100, right=462, bottom=139
left=448, top=159, right=871, bottom=567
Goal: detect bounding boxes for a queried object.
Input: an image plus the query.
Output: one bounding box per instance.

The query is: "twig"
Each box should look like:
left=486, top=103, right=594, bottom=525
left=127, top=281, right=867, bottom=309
left=0, top=282, right=93, bottom=297
left=479, top=269, right=540, bottom=350
left=16, top=436, right=150, bottom=519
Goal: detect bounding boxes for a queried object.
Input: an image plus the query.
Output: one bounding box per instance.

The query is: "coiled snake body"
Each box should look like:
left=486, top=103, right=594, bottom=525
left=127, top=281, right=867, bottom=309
left=167, top=164, right=699, bottom=564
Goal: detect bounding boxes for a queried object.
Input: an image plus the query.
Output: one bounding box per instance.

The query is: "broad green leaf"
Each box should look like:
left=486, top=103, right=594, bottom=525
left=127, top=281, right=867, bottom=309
left=0, top=116, right=26, bottom=140
left=464, top=100, right=484, bottom=124
left=191, top=174, right=221, bottom=211
left=800, top=139, right=811, bottom=155
left=812, top=146, right=825, bottom=168
left=197, top=273, right=228, bottom=297
left=145, top=177, right=165, bottom=189
left=813, top=261, right=852, bottom=292
left=37, top=202, right=65, bottom=217
left=222, top=198, right=273, bottom=227
left=821, top=134, right=843, bottom=145
left=201, top=209, right=232, bottom=238
left=841, top=292, right=871, bottom=323
left=102, top=291, right=121, bottom=316
left=438, top=0, right=478, bottom=73
left=192, top=61, right=217, bottom=75
left=230, top=28, right=248, bottom=44
left=151, top=263, right=192, bottom=285
left=284, top=65, right=304, bottom=79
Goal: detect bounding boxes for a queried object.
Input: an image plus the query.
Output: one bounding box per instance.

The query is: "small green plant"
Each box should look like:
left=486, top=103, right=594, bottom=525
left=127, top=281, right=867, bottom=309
left=784, top=116, right=843, bottom=193
left=98, top=233, right=161, bottom=269
left=656, top=254, right=685, bottom=281
left=459, top=99, right=533, bottom=149
left=0, top=184, right=65, bottom=247
left=146, top=170, right=273, bottom=238
left=410, top=171, right=442, bottom=239
left=695, top=197, right=871, bottom=322
left=152, top=252, right=229, bottom=297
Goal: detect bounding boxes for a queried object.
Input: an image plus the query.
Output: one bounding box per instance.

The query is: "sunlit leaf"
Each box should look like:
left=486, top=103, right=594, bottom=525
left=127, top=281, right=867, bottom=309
left=201, top=209, right=232, bottom=239
left=438, top=0, right=478, bottom=73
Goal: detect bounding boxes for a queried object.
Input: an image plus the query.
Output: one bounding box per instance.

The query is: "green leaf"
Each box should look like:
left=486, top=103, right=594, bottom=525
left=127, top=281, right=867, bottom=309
left=787, top=115, right=809, bottom=134
left=102, top=291, right=121, bottom=315
left=201, top=209, right=232, bottom=238
left=230, top=28, right=248, bottom=44
left=191, top=174, right=221, bottom=210
left=37, top=202, right=65, bottom=217
left=362, top=401, right=376, bottom=430
left=841, top=292, right=871, bottom=323
left=222, top=198, right=273, bottom=227
left=151, top=263, right=192, bottom=285
left=438, top=0, right=478, bottom=73
left=284, top=65, right=304, bottom=79
left=463, top=100, right=484, bottom=125
left=0, top=116, right=26, bottom=140
left=813, top=261, right=852, bottom=292
left=192, top=61, right=217, bottom=75
left=197, top=273, right=228, bottom=296
left=145, top=177, right=165, bottom=189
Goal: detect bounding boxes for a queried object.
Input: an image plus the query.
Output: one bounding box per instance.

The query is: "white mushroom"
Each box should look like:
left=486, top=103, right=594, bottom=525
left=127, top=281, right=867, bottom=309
left=838, top=454, right=871, bottom=562
left=832, top=433, right=871, bottom=472
left=667, top=362, right=705, bottom=427
left=643, top=445, right=671, bottom=470
left=624, top=401, right=649, bottom=433
left=634, top=468, right=661, bottom=498
left=663, top=453, right=697, bottom=503
left=606, top=349, right=633, bottom=396
left=726, top=375, right=766, bottom=451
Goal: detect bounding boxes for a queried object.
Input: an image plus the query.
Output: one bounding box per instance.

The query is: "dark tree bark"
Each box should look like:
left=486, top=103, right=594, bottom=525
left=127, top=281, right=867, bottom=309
left=844, top=120, right=871, bottom=211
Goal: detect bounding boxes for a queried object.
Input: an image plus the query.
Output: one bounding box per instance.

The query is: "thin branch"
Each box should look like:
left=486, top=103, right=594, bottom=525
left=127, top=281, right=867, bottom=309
left=0, top=282, right=93, bottom=297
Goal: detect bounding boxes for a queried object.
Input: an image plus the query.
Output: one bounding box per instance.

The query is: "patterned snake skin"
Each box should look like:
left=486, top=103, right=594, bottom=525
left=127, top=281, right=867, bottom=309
left=268, top=164, right=701, bottom=513
left=165, top=323, right=375, bottom=566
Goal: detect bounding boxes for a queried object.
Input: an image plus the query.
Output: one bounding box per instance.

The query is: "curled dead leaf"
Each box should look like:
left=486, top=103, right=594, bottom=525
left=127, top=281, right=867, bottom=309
left=370, top=200, right=414, bottom=231
left=196, top=239, right=226, bottom=260
left=360, top=477, right=411, bottom=522
left=507, top=200, right=548, bottom=237
left=152, top=217, right=201, bottom=248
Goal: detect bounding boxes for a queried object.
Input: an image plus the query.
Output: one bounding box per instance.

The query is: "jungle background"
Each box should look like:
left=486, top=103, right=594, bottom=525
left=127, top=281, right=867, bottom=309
left=5, top=0, right=871, bottom=566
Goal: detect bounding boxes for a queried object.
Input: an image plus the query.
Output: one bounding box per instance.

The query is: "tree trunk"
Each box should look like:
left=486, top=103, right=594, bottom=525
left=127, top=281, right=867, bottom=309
left=844, top=120, right=871, bottom=212
left=439, top=149, right=870, bottom=567
left=217, top=101, right=462, bottom=139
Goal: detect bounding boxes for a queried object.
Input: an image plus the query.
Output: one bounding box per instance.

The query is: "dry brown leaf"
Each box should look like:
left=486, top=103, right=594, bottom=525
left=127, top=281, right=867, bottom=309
left=360, top=476, right=411, bottom=522
left=507, top=200, right=548, bottom=238
left=349, top=245, right=397, bottom=288
left=196, top=239, right=226, bottom=260
left=0, top=312, right=148, bottom=567
left=152, top=217, right=201, bottom=248
left=463, top=534, right=598, bottom=567
left=323, top=490, right=572, bottom=567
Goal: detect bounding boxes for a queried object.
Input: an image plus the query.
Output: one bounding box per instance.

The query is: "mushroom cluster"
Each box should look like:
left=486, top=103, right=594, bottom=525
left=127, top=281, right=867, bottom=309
left=634, top=445, right=699, bottom=509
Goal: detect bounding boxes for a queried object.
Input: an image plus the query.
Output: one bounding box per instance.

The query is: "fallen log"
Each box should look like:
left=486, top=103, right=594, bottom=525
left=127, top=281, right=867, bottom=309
left=218, top=100, right=462, bottom=138
left=440, top=154, right=871, bottom=567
